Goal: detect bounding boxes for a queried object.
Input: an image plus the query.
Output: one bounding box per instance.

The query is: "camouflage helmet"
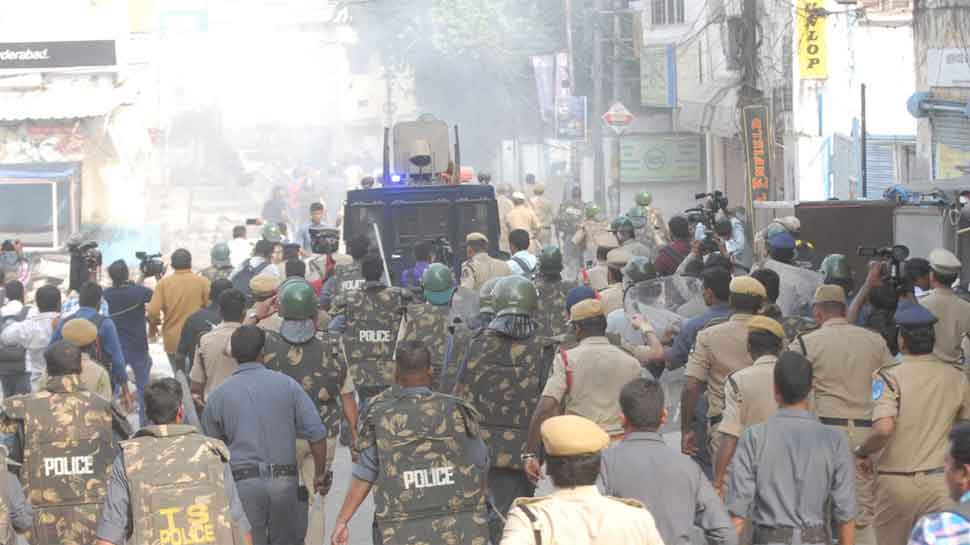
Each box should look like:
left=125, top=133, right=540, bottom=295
left=478, top=277, right=502, bottom=315
left=210, top=242, right=231, bottom=267
left=609, top=215, right=635, bottom=234
left=635, top=191, right=653, bottom=206
left=585, top=203, right=601, bottom=219
left=622, top=256, right=658, bottom=283
left=538, top=245, right=564, bottom=274
left=819, top=254, right=852, bottom=281
left=493, top=275, right=538, bottom=317
left=278, top=281, right=318, bottom=320
left=261, top=223, right=283, bottom=242
left=422, top=263, right=455, bottom=305
left=764, top=221, right=789, bottom=241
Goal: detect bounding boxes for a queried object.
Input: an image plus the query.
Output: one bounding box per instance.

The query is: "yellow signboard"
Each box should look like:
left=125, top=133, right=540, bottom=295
left=798, top=0, right=827, bottom=79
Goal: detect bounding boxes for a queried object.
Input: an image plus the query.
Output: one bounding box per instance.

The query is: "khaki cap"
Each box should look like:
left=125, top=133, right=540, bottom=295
left=62, top=319, right=97, bottom=347
left=569, top=299, right=604, bottom=322
left=730, top=276, right=767, bottom=298
left=747, top=315, right=785, bottom=340
left=466, top=232, right=489, bottom=244
left=606, top=248, right=632, bottom=269
left=813, top=284, right=846, bottom=305
left=511, top=191, right=526, bottom=201
left=593, top=232, right=619, bottom=250
left=929, top=248, right=961, bottom=275
left=250, top=273, right=281, bottom=297
left=541, top=415, right=610, bottom=456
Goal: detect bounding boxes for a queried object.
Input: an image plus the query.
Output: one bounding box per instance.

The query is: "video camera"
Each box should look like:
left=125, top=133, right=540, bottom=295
left=477, top=173, right=492, bottom=185
left=68, top=240, right=102, bottom=292
left=857, top=244, right=911, bottom=297
left=309, top=226, right=339, bottom=255
left=135, top=252, right=166, bottom=280
left=684, top=191, right=730, bottom=255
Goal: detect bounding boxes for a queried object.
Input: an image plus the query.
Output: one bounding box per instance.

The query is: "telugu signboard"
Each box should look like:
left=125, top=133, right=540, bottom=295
left=0, top=41, right=116, bottom=71
left=797, top=0, right=827, bottom=79
left=619, top=133, right=704, bottom=184
left=742, top=104, right=772, bottom=204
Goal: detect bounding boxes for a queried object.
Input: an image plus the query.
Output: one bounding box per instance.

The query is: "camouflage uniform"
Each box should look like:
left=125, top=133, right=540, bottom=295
left=761, top=302, right=818, bottom=340
left=533, top=276, right=577, bottom=340
left=119, top=424, right=241, bottom=545
left=400, top=304, right=453, bottom=390
left=330, top=261, right=365, bottom=296
left=200, top=266, right=234, bottom=283
left=357, top=386, right=489, bottom=545
left=331, top=284, right=406, bottom=393
left=1, top=375, right=114, bottom=544
left=306, top=253, right=351, bottom=285
left=556, top=199, right=586, bottom=272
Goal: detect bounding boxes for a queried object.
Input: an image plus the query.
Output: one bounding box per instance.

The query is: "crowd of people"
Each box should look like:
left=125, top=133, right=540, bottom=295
left=0, top=179, right=968, bottom=545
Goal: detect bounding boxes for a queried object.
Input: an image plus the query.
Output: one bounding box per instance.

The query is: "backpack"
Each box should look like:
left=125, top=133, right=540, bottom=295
left=232, top=259, right=270, bottom=304
left=0, top=306, right=29, bottom=374
left=511, top=256, right=537, bottom=280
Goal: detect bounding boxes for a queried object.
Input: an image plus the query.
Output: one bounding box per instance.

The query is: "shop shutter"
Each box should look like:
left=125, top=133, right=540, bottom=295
left=931, top=111, right=970, bottom=151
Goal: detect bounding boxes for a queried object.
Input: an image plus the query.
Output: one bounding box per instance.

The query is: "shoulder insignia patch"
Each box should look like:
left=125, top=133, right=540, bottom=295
left=872, top=378, right=885, bottom=401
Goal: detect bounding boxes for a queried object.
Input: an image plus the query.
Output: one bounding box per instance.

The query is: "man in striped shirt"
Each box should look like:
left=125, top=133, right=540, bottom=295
left=909, top=424, right=970, bottom=545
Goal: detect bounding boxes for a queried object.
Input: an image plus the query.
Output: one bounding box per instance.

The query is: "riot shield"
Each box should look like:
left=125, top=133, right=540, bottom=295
left=760, top=259, right=823, bottom=317
left=449, top=286, right=480, bottom=327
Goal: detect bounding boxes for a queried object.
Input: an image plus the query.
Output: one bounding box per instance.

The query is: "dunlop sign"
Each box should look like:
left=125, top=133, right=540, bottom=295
left=798, top=0, right=827, bottom=79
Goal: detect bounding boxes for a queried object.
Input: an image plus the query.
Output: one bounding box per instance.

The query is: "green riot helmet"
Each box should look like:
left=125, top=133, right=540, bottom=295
left=622, top=256, right=658, bottom=283
left=210, top=242, right=231, bottom=267
left=422, top=263, right=455, bottom=306
left=820, top=254, right=852, bottom=282
left=478, top=277, right=502, bottom=316
left=493, top=276, right=538, bottom=317
left=278, top=281, right=319, bottom=320
left=635, top=192, right=653, bottom=207
left=609, top=215, right=635, bottom=234
left=585, top=203, right=601, bottom=219
left=261, top=223, right=283, bottom=243
left=538, top=245, right=564, bottom=274
left=763, top=222, right=788, bottom=241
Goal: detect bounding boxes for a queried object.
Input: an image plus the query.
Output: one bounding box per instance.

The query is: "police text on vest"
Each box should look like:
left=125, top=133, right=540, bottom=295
left=403, top=466, right=455, bottom=490
left=359, top=330, right=392, bottom=343
left=43, top=456, right=94, bottom=477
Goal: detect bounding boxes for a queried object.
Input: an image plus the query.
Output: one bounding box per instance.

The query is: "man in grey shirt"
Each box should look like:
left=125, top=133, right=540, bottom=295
left=599, top=378, right=735, bottom=545
left=727, top=351, right=856, bottom=545
left=202, top=325, right=330, bottom=545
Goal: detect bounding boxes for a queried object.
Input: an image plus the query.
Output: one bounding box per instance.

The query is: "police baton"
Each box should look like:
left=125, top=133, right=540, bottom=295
left=372, top=223, right=392, bottom=287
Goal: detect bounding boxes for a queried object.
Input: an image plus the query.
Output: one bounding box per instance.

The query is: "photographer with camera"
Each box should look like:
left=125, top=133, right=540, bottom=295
left=147, top=249, right=211, bottom=374
left=848, top=246, right=915, bottom=355
left=103, top=260, right=153, bottom=426
left=306, top=226, right=350, bottom=297
left=692, top=193, right=746, bottom=261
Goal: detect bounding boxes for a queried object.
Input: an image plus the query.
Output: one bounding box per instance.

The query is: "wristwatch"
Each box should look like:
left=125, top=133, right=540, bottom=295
left=520, top=453, right=538, bottom=462
left=853, top=445, right=867, bottom=458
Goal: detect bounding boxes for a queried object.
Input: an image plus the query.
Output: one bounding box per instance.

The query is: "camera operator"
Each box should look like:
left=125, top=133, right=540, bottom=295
left=305, top=226, right=350, bottom=296
left=919, top=249, right=970, bottom=364
left=695, top=214, right=745, bottom=261
left=103, top=260, right=153, bottom=426
left=848, top=252, right=917, bottom=355
left=147, top=249, right=210, bottom=374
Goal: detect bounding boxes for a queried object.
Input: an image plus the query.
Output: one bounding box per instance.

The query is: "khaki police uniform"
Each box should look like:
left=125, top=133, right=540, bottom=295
left=685, top=276, right=765, bottom=459
left=572, top=219, right=611, bottom=260
left=502, top=415, right=665, bottom=545
left=719, top=355, right=778, bottom=440
left=540, top=300, right=642, bottom=437
left=249, top=274, right=283, bottom=333
left=58, top=319, right=114, bottom=401
left=190, top=321, right=243, bottom=400
left=921, top=248, right=970, bottom=364
left=598, top=249, right=630, bottom=316
left=506, top=198, right=542, bottom=244
left=497, top=193, right=514, bottom=253
left=790, top=285, right=894, bottom=543
left=871, top=353, right=970, bottom=545
left=530, top=189, right=554, bottom=245
left=460, top=233, right=512, bottom=290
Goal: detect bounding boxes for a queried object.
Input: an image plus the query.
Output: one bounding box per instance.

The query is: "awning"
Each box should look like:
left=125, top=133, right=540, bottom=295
left=0, top=77, right=127, bottom=121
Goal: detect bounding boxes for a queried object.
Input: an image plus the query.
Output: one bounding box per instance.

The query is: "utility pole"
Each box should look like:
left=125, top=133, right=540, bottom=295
left=860, top=83, right=868, bottom=197
left=592, top=0, right=605, bottom=208
left=611, top=0, right=624, bottom=216
left=739, top=0, right=759, bottom=99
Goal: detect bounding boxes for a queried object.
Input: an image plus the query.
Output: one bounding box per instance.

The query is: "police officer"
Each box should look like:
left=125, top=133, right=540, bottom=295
left=855, top=300, right=970, bottom=545
left=329, top=253, right=407, bottom=409
left=95, top=378, right=252, bottom=545
left=442, top=277, right=502, bottom=391
left=820, top=254, right=855, bottom=300
left=244, top=274, right=283, bottom=333
left=305, top=226, right=351, bottom=288
left=460, top=232, right=512, bottom=291
left=332, top=340, right=489, bottom=545
left=555, top=186, right=586, bottom=274
left=56, top=318, right=113, bottom=400
left=609, top=215, right=653, bottom=260
left=262, top=281, right=358, bottom=545
left=628, top=191, right=669, bottom=247
left=572, top=204, right=610, bottom=267
left=533, top=246, right=577, bottom=340
left=502, top=415, right=665, bottom=545
left=506, top=192, right=542, bottom=248
left=400, top=263, right=458, bottom=389
left=497, top=184, right=514, bottom=254
left=320, top=235, right=370, bottom=312
left=599, top=248, right=631, bottom=316
left=201, top=325, right=329, bottom=545
left=790, top=284, right=893, bottom=545
left=202, top=242, right=235, bottom=283
left=524, top=298, right=642, bottom=464
left=759, top=230, right=823, bottom=317
left=530, top=184, right=554, bottom=246
left=581, top=232, right=618, bottom=292
left=453, top=275, right=545, bottom=542
left=682, top=276, right=765, bottom=462
left=1, top=341, right=115, bottom=544
left=726, top=351, right=856, bottom=545
left=714, top=316, right=785, bottom=497
left=919, top=248, right=970, bottom=364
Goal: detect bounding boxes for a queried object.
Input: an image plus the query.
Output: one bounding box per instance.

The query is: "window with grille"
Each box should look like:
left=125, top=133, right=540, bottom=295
left=651, top=0, right=685, bottom=25
left=860, top=0, right=910, bottom=14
